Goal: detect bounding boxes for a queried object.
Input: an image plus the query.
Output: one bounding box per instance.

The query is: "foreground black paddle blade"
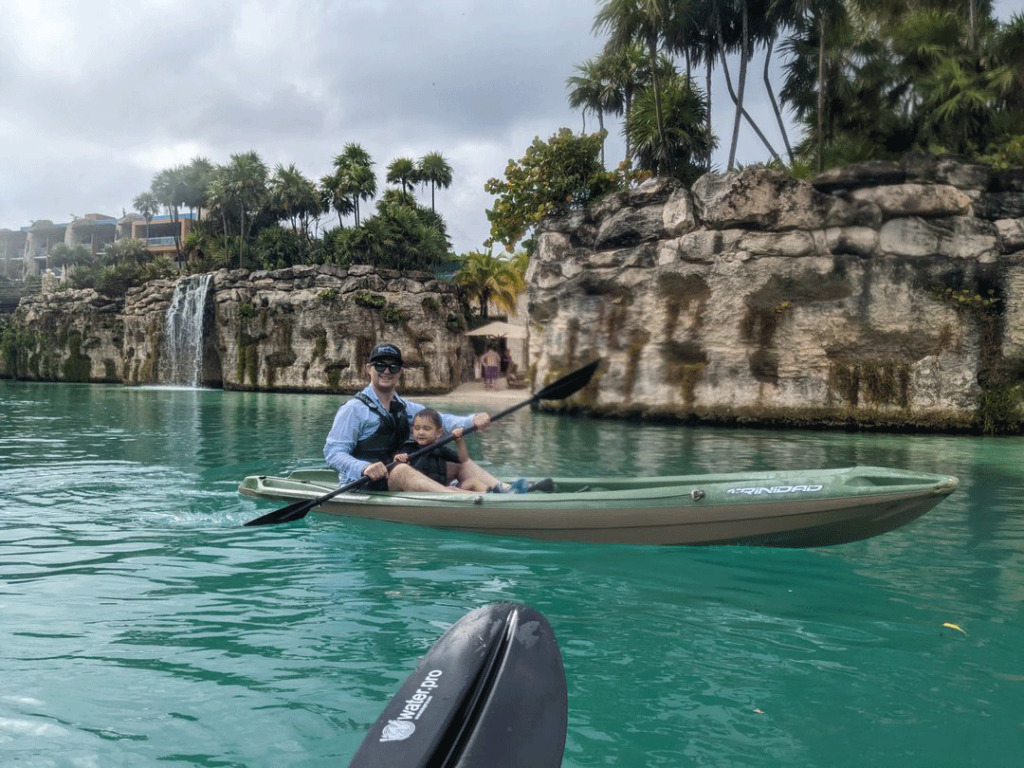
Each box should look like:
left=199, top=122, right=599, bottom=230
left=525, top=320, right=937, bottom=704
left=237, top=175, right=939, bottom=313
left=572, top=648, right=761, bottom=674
left=347, top=602, right=568, bottom=768
left=242, top=358, right=602, bottom=527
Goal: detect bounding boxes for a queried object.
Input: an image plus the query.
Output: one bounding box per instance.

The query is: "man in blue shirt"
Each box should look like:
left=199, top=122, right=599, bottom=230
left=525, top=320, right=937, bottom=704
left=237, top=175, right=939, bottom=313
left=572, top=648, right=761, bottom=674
left=324, top=343, right=505, bottom=493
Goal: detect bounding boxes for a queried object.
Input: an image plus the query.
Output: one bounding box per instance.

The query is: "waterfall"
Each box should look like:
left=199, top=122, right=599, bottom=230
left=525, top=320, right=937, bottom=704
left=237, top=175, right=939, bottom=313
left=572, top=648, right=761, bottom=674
left=163, top=273, right=212, bottom=387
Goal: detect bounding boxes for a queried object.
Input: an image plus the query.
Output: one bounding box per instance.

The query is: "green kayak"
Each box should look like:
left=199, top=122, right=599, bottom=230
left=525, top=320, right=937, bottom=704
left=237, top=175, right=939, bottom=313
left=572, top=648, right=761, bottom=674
left=238, top=465, right=958, bottom=547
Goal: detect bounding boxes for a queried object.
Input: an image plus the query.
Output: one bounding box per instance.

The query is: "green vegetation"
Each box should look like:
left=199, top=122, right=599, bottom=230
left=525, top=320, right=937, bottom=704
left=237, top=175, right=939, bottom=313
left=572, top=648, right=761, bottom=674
left=934, top=286, right=1001, bottom=314
left=354, top=291, right=387, bottom=310
left=485, top=129, right=635, bottom=251
left=67, top=239, right=175, bottom=296
left=453, top=250, right=526, bottom=319
left=354, top=291, right=406, bottom=324
left=569, top=1, right=1024, bottom=175
left=129, top=145, right=455, bottom=277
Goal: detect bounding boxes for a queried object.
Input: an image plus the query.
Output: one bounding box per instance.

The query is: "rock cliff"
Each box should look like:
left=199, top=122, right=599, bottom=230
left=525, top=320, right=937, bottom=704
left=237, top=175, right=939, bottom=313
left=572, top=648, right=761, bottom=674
left=529, top=157, right=1024, bottom=432
left=4, top=156, right=1023, bottom=432
left=4, top=264, right=472, bottom=395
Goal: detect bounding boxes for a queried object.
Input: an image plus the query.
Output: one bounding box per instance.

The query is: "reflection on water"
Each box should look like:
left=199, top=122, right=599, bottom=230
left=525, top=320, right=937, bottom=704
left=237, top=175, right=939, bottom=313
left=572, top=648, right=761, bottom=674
left=1, top=380, right=1022, bottom=767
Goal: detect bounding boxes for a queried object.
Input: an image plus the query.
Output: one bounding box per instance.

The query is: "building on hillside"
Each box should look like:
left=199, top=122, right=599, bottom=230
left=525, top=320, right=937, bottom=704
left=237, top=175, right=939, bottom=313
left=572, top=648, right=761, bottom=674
left=0, top=209, right=198, bottom=281
left=24, top=220, right=69, bottom=277
left=68, top=214, right=117, bottom=256
left=131, top=212, right=198, bottom=261
left=0, top=228, right=29, bottom=279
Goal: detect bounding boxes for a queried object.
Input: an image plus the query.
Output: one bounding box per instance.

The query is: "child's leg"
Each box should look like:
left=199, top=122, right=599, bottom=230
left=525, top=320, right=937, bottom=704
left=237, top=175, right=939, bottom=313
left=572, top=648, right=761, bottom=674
left=449, top=460, right=500, bottom=493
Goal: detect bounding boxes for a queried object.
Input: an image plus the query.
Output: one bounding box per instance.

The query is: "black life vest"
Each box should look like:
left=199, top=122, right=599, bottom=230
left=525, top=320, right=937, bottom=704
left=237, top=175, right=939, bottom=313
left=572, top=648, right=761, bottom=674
left=351, top=393, right=410, bottom=465
left=395, top=438, right=459, bottom=485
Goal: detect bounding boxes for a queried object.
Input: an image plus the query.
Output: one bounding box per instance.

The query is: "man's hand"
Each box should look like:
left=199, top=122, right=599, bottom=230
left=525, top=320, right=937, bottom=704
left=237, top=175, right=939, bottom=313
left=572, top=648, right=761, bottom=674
left=362, top=461, right=389, bottom=481
left=471, top=413, right=491, bottom=430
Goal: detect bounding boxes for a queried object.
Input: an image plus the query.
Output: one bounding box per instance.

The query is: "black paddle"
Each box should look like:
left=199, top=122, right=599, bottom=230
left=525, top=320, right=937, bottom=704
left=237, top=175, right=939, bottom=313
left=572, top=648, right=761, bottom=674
left=347, top=602, right=568, bottom=768
left=243, top=359, right=600, bottom=527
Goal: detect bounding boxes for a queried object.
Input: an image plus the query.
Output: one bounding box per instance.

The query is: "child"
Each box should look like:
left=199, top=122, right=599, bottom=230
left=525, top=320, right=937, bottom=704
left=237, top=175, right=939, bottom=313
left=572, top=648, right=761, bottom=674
left=393, top=409, right=491, bottom=493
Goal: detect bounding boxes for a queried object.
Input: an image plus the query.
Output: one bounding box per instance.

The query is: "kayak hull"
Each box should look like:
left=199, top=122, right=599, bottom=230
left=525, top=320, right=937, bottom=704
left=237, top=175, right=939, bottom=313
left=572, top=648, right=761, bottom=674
left=238, top=466, right=958, bottom=547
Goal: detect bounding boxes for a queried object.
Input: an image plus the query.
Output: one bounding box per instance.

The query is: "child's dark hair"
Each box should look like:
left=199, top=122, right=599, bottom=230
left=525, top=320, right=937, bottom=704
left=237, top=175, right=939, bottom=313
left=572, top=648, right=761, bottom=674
left=413, top=408, right=443, bottom=430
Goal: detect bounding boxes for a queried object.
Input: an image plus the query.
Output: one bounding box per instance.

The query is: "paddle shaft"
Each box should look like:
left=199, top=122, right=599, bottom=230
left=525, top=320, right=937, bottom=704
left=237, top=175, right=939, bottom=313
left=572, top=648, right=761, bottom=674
left=243, top=359, right=599, bottom=526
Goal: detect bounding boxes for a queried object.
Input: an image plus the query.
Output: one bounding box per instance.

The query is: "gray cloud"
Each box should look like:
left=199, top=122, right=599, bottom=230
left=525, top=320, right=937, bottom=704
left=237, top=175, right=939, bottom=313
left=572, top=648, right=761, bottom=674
left=0, top=0, right=619, bottom=250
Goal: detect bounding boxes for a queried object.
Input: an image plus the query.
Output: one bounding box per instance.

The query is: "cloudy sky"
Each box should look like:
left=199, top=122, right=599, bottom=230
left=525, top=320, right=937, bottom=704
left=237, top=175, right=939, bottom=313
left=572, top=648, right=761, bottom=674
left=1, top=0, right=1019, bottom=255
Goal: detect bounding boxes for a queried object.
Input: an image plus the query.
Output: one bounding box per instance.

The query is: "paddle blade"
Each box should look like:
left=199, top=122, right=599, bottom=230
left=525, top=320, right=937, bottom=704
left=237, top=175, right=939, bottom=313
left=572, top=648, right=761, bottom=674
left=243, top=498, right=314, bottom=527
left=535, top=358, right=600, bottom=402
left=347, top=602, right=568, bottom=768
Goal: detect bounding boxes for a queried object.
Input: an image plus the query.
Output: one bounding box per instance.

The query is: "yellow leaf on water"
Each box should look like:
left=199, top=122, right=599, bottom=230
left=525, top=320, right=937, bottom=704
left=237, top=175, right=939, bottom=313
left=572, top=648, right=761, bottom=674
left=943, top=622, right=968, bottom=635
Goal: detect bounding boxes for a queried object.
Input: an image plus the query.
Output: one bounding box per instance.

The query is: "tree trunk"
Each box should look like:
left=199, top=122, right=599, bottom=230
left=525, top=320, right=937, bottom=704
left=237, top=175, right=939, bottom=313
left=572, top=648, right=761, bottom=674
left=647, top=33, right=668, bottom=175
left=705, top=58, right=713, bottom=168
left=817, top=15, right=825, bottom=173
left=727, top=3, right=749, bottom=170
left=624, top=86, right=634, bottom=162
left=763, top=37, right=794, bottom=163
left=716, top=12, right=781, bottom=168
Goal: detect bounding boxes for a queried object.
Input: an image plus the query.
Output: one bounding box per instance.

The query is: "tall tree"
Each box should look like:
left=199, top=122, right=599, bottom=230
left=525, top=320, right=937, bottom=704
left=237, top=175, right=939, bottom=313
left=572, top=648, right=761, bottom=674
left=333, top=143, right=377, bottom=226
left=386, top=157, right=419, bottom=195
left=219, top=151, right=268, bottom=268
left=594, top=0, right=676, bottom=172
left=132, top=191, right=160, bottom=241
left=180, top=157, right=215, bottom=222
left=269, top=164, right=320, bottom=236
left=595, top=42, right=647, bottom=161
left=320, top=170, right=355, bottom=228
left=786, top=0, right=851, bottom=171
left=417, top=152, right=453, bottom=213
left=628, top=72, right=716, bottom=182
left=567, top=57, right=623, bottom=164
left=150, top=166, right=188, bottom=260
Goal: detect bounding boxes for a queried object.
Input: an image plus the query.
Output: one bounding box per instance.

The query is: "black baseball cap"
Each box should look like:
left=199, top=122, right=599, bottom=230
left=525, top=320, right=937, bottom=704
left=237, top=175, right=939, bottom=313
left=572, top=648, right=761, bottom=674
left=368, top=343, right=403, bottom=364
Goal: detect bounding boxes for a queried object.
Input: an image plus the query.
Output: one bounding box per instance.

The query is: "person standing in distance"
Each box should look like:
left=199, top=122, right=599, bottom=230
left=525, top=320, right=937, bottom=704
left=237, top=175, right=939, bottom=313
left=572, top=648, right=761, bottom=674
left=324, top=343, right=506, bottom=493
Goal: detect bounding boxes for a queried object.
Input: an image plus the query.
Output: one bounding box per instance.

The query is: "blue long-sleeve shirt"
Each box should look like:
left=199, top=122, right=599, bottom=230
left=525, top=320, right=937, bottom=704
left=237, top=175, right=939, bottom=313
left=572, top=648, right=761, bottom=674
left=323, top=385, right=477, bottom=483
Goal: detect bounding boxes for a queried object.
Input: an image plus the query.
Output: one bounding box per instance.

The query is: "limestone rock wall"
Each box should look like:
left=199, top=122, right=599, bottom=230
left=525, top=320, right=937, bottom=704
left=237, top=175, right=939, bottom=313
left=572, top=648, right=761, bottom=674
left=2, top=265, right=472, bottom=395
left=529, top=157, right=1024, bottom=431
left=5, top=288, right=125, bottom=382
left=210, top=264, right=470, bottom=393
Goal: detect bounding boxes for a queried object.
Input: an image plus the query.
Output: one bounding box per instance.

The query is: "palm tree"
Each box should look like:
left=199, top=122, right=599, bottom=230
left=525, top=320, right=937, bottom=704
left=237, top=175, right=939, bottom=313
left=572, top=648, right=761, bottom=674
left=567, top=57, right=624, bottom=165
left=453, top=250, right=526, bottom=320
left=219, top=151, right=269, bottom=268
left=594, top=0, right=676, bottom=166
left=716, top=0, right=783, bottom=168
left=269, top=164, right=320, bottom=236
left=181, top=157, right=215, bottom=222
left=595, top=42, right=647, bottom=161
left=132, top=192, right=160, bottom=241
left=386, top=157, right=419, bottom=195
left=150, top=166, right=188, bottom=259
left=628, top=72, right=716, bottom=182
left=784, top=0, right=851, bottom=171
left=333, top=143, right=377, bottom=226
left=320, top=170, right=355, bottom=228
left=417, top=152, right=453, bottom=213
left=565, top=59, right=618, bottom=167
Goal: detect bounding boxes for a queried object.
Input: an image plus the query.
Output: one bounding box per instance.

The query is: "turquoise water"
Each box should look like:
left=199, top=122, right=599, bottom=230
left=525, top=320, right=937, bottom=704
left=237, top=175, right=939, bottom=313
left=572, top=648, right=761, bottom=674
left=1, top=381, right=1022, bottom=767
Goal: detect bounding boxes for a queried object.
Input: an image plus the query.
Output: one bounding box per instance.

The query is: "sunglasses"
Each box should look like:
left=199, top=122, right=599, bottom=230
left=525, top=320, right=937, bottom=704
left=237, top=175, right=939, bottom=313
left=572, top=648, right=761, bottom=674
left=372, top=362, right=402, bottom=374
